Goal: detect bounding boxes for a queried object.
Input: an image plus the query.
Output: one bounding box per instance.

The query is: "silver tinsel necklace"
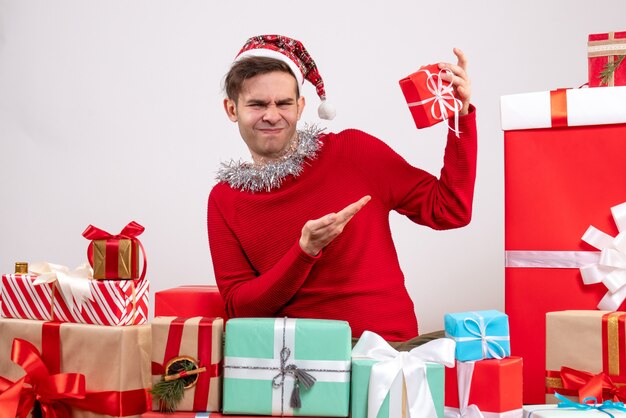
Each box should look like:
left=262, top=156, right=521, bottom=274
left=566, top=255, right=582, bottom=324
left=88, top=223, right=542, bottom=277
left=216, top=124, right=324, bottom=193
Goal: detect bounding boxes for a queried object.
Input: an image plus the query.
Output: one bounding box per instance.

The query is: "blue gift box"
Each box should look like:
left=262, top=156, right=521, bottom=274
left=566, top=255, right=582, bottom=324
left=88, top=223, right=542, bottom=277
left=444, top=310, right=510, bottom=361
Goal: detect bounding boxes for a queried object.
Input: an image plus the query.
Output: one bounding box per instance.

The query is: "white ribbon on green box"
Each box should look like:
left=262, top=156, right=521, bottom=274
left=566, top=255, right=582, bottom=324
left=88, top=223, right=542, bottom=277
left=351, top=331, right=455, bottom=418
left=223, top=317, right=351, bottom=416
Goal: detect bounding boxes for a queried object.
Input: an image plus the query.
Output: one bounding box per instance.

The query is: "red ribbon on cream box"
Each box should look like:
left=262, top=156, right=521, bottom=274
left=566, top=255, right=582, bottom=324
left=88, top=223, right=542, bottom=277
left=399, top=63, right=462, bottom=136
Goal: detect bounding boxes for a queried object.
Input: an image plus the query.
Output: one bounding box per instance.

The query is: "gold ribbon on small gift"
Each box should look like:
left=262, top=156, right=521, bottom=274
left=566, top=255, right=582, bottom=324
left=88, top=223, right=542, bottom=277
left=588, top=32, right=626, bottom=86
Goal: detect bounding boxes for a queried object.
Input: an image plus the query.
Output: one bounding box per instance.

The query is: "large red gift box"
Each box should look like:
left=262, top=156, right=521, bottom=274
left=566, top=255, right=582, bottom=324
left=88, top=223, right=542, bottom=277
left=1, top=272, right=149, bottom=325
left=0, top=318, right=151, bottom=417
left=399, top=63, right=462, bottom=132
left=501, top=86, right=626, bottom=404
left=444, top=357, right=523, bottom=417
left=155, top=286, right=227, bottom=320
left=588, top=31, right=626, bottom=87
left=151, top=316, right=223, bottom=412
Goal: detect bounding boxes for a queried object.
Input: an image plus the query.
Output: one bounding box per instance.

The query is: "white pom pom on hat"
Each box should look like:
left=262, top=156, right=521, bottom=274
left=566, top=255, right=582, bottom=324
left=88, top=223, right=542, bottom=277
left=234, top=34, right=336, bottom=120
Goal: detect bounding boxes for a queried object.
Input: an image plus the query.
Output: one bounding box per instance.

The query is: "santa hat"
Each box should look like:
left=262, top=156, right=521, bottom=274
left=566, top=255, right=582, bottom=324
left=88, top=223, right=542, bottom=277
left=235, top=34, right=336, bottom=120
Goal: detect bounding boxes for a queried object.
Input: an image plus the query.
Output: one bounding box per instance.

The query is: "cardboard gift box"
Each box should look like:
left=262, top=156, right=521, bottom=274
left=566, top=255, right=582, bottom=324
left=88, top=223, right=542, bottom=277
left=524, top=402, right=626, bottom=417
left=141, top=414, right=311, bottom=418
left=444, top=310, right=511, bottom=361
left=0, top=317, right=151, bottom=417
left=154, top=286, right=227, bottom=320
left=399, top=63, right=462, bottom=134
left=223, top=317, right=351, bottom=416
left=351, top=332, right=454, bottom=418
left=444, top=358, right=523, bottom=418
left=545, top=311, right=626, bottom=404
left=83, top=221, right=146, bottom=280
left=501, top=86, right=626, bottom=404
left=151, top=317, right=223, bottom=412
left=1, top=271, right=149, bottom=326
left=588, top=31, right=626, bottom=87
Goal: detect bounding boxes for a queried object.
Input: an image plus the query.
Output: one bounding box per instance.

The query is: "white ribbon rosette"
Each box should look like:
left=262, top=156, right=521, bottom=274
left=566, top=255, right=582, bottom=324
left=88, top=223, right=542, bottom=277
left=580, top=202, right=626, bottom=310
left=29, top=261, right=95, bottom=311
left=352, top=331, right=455, bottom=418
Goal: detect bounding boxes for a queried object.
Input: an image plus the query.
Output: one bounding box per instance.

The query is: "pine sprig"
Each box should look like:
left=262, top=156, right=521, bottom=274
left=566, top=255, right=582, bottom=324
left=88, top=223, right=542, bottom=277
left=600, top=55, right=625, bottom=86
left=150, top=359, right=197, bottom=412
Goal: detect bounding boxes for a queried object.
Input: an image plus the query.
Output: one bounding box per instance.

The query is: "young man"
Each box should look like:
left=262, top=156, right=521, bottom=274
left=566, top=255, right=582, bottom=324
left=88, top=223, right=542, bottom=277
left=208, top=34, right=476, bottom=342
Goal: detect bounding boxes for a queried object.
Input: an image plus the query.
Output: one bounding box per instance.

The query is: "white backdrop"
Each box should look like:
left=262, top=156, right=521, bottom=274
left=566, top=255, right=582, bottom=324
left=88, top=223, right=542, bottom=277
left=1, top=0, right=624, bottom=333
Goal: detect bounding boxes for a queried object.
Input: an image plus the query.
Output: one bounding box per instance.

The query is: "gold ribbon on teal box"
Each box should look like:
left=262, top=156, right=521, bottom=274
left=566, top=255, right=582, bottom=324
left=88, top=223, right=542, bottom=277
left=223, top=317, right=351, bottom=416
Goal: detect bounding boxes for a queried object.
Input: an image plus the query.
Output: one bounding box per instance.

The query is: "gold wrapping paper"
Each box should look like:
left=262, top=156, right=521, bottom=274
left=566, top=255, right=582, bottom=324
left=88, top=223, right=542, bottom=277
left=151, top=317, right=223, bottom=412
left=545, top=310, right=620, bottom=404
left=93, top=239, right=139, bottom=279
left=0, top=317, right=151, bottom=418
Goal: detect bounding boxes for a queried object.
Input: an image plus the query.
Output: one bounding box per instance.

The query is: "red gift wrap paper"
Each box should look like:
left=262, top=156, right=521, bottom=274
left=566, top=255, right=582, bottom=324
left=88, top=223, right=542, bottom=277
left=445, top=357, right=523, bottom=414
left=399, top=63, right=460, bottom=130
left=154, top=286, right=227, bottom=320
left=504, top=121, right=626, bottom=403
left=588, top=31, right=626, bottom=87
left=1, top=273, right=149, bottom=325
left=151, top=316, right=223, bottom=412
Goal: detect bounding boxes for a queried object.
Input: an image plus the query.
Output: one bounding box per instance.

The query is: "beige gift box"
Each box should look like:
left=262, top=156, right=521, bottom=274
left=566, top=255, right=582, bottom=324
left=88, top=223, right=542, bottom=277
left=151, top=316, right=223, bottom=412
left=0, top=317, right=152, bottom=417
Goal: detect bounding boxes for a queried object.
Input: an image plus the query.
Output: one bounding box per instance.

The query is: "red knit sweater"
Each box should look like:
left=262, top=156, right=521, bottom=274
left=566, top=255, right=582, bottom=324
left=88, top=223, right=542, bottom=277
left=208, top=108, right=477, bottom=341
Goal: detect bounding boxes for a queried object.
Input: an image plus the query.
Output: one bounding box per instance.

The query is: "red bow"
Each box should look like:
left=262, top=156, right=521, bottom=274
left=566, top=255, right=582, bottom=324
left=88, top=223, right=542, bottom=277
left=561, top=366, right=626, bottom=403
left=0, top=339, right=86, bottom=418
left=82, top=221, right=147, bottom=280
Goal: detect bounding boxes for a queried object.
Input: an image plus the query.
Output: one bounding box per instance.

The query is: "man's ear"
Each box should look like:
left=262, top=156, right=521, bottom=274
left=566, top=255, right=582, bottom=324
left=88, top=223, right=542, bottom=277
left=224, top=98, right=238, bottom=122
left=297, top=96, right=306, bottom=121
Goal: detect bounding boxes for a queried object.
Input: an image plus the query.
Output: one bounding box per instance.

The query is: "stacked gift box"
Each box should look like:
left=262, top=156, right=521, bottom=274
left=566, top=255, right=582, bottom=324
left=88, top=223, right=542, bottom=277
left=0, top=221, right=152, bottom=417
left=443, top=310, right=523, bottom=417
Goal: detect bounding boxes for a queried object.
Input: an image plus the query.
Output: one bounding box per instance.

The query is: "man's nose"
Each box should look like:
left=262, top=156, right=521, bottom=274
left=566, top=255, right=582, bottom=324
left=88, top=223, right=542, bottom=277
left=262, top=105, right=281, bottom=123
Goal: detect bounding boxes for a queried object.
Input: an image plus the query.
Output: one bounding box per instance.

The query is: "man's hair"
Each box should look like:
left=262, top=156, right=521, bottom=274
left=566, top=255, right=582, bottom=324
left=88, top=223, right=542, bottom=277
left=224, top=56, right=299, bottom=102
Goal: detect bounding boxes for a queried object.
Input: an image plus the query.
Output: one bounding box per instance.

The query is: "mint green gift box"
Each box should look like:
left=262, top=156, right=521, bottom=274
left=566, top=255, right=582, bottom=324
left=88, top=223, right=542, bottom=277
left=223, top=317, right=352, bottom=416
left=351, top=359, right=444, bottom=418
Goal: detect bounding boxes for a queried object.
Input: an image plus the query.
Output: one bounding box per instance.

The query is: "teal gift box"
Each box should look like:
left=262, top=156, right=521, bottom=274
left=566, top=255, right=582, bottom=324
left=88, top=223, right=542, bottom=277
left=351, top=331, right=454, bottom=418
left=444, top=310, right=511, bottom=361
left=351, top=359, right=444, bottom=418
left=222, top=317, right=351, bottom=416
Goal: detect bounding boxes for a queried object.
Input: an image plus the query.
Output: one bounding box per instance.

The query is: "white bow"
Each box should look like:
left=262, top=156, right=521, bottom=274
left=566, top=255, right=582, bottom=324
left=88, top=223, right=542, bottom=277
left=352, top=331, right=455, bottom=418
left=29, top=261, right=95, bottom=311
left=443, top=361, right=485, bottom=418
left=580, top=202, right=626, bottom=310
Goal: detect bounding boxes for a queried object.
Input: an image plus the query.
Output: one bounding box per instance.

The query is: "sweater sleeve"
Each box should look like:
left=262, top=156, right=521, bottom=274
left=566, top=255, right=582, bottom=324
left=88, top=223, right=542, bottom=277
left=352, top=105, right=477, bottom=230
left=207, top=188, right=321, bottom=318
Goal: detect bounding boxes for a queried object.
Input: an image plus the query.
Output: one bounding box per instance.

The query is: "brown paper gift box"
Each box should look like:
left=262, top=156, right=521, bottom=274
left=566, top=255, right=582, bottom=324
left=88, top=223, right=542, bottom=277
left=545, top=310, right=626, bottom=404
left=151, top=316, right=223, bottom=412
left=0, top=317, right=152, bottom=417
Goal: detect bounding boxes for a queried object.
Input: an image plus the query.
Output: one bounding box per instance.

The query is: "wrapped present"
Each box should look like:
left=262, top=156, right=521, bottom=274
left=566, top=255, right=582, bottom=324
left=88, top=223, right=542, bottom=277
left=0, top=317, right=151, bottom=417
left=154, top=286, right=227, bottom=320
left=141, top=413, right=304, bottom=418
left=588, top=31, right=626, bottom=87
left=151, top=317, right=223, bottom=412
left=524, top=394, right=626, bottom=417
left=223, top=317, right=351, bottom=416
left=444, top=310, right=510, bottom=361
left=1, top=262, right=149, bottom=325
left=501, top=86, right=626, bottom=403
left=545, top=311, right=626, bottom=404
left=351, top=331, right=454, bottom=418
left=444, top=358, right=523, bottom=418
left=83, top=221, right=147, bottom=280
left=399, top=63, right=463, bottom=135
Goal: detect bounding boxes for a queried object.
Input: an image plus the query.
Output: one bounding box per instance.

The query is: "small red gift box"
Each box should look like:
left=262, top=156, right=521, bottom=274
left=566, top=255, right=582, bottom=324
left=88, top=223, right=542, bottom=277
left=83, top=221, right=147, bottom=280
left=444, top=357, right=523, bottom=417
left=588, top=31, right=626, bottom=87
left=399, top=63, right=462, bottom=133
left=501, top=87, right=626, bottom=403
left=155, top=285, right=227, bottom=320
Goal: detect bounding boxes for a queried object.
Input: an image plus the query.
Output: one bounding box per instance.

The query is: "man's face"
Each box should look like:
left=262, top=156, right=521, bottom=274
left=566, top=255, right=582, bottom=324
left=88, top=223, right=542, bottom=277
left=224, top=71, right=305, bottom=162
